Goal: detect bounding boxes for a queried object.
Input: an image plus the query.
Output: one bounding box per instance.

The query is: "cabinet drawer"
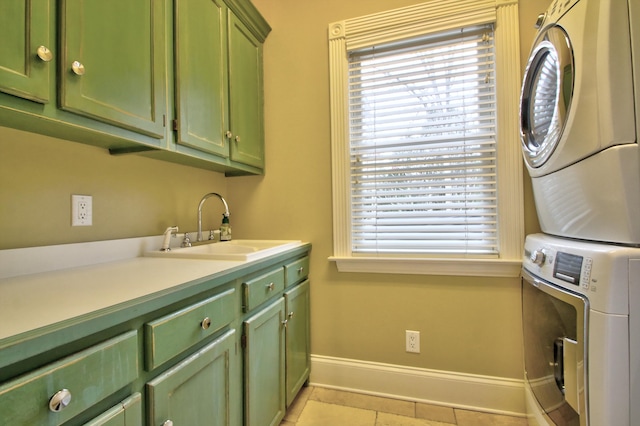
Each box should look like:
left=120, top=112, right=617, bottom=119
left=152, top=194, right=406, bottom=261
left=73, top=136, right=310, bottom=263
left=0, top=331, right=138, bottom=426
left=243, top=267, right=285, bottom=312
left=145, top=288, right=236, bottom=370
left=285, top=256, right=310, bottom=287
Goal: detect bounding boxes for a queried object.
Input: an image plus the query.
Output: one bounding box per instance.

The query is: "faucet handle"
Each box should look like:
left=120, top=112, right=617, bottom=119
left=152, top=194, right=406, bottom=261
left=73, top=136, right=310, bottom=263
left=181, top=233, right=192, bottom=248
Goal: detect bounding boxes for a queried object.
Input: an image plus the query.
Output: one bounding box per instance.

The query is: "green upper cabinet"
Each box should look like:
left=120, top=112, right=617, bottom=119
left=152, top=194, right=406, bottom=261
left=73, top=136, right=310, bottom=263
left=173, top=0, right=269, bottom=171
left=59, top=0, right=166, bottom=138
left=228, top=13, right=264, bottom=168
left=0, top=0, right=270, bottom=175
left=174, top=0, right=228, bottom=157
left=0, top=0, right=51, bottom=103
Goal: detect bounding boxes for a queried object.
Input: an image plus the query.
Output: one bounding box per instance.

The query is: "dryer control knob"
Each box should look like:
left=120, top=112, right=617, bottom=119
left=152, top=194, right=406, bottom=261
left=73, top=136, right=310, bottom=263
left=534, top=13, right=546, bottom=29
left=530, top=250, right=546, bottom=266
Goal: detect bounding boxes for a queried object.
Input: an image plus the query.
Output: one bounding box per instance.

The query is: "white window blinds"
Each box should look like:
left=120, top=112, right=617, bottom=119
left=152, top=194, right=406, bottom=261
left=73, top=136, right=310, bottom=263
left=348, top=25, right=497, bottom=255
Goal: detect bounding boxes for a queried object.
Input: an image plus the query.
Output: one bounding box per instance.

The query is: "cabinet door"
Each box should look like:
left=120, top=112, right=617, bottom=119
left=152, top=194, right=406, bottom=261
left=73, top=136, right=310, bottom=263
left=244, top=298, right=286, bottom=426
left=174, top=0, right=229, bottom=157
left=228, top=13, right=265, bottom=168
left=59, top=0, right=166, bottom=138
left=83, top=393, right=142, bottom=426
left=0, top=0, right=51, bottom=102
left=147, top=329, right=237, bottom=426
left=284, top=280, right=311, bottom=407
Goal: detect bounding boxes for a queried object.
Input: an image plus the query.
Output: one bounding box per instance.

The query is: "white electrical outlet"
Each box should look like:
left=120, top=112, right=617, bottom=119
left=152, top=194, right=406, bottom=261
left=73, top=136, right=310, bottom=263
left=71, top=195, right=93, bottom=226
left=406, top=330, right=420, bottom=353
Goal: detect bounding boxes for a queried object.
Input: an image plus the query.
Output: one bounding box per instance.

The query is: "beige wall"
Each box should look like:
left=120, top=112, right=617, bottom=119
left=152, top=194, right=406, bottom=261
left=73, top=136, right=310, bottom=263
left=0, top=127, right=228, bottom=248
left=229, top=0, right=547, bottom=379
left=0, top=0, right=548, bottom=380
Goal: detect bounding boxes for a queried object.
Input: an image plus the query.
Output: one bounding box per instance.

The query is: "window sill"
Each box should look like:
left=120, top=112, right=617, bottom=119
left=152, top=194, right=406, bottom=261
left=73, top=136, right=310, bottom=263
left=328, top=256, right=522, bottom=277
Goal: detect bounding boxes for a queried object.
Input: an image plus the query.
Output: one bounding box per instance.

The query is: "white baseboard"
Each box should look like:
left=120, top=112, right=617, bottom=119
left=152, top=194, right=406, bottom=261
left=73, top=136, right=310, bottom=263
left=309, top=355, right=526, bottom=417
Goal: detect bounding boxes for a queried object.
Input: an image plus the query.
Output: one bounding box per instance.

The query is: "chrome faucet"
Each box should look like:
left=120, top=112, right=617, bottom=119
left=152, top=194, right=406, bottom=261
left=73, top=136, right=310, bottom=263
left=197, top=193, right=230, bottom=242
left=160, top=226, right=179, bottom=251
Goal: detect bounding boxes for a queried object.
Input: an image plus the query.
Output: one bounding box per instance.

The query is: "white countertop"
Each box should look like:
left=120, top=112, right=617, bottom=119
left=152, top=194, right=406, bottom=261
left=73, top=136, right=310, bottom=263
left=0, top=235, right=307, bottom=342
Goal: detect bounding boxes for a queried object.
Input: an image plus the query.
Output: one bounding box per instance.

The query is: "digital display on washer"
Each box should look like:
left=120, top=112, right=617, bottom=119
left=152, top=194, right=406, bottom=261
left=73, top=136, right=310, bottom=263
left=553, top=252, right=583, bottom=285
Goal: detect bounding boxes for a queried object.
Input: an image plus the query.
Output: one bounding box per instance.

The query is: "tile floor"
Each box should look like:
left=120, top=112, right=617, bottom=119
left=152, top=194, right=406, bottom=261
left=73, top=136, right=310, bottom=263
left=280, top=387, right=528, bottom=426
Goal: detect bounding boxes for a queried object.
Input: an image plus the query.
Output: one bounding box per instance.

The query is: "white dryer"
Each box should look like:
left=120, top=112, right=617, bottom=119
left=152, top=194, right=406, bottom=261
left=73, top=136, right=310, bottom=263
left=520, top=0, right=639, bottom=245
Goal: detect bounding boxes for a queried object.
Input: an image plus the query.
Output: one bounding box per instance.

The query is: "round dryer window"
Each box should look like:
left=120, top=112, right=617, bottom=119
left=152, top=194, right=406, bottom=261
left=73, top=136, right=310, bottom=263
left=520, top=26, right=574, bottom=168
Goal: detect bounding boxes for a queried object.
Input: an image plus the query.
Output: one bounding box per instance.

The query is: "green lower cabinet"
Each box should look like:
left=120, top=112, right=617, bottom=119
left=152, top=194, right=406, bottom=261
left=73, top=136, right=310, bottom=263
left=83, top=393, right=142, bottom=426
left=284, top=280, right=311, bottom=407
left=147, top=329, right=238, bottom=426
left=243, top=298, right=286, bottom=426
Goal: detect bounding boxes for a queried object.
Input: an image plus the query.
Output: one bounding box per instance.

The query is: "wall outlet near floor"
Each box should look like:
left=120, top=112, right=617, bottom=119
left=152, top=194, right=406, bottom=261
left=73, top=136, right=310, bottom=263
left=71, top=194, right=93, bottom=226
left=405, top=330, right=420, bottom=353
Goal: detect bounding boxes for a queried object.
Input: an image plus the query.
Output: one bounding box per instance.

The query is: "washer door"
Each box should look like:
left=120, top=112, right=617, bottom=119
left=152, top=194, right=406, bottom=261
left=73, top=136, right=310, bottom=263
left=522, top=269, right=587, bottom=426
left=520, top=26, right=574, bottom=168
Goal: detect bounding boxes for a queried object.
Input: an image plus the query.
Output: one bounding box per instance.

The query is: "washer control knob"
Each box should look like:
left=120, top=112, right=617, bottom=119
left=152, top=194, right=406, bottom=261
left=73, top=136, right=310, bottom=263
left=530, top=249, right=546, bottom=266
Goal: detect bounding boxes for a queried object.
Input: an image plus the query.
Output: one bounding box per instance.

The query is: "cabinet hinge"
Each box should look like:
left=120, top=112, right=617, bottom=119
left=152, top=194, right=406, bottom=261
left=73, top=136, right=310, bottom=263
left=172, top=119, right=178, bottom=131
left=241, top=334, right=247, bottom=349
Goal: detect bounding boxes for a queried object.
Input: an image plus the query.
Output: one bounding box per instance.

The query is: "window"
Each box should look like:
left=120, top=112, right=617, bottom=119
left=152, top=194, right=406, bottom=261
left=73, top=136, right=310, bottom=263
left=328, top=0, right=523, bottom=277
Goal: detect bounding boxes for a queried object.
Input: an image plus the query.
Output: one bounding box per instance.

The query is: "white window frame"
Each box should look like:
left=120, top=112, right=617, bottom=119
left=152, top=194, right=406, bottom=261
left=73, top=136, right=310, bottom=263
left=328, top=0, right=524, bottom=277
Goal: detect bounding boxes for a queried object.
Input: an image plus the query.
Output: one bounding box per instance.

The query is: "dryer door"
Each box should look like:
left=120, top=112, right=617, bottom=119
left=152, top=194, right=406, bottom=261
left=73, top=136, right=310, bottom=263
left=520, top=26, right=574, bottom=168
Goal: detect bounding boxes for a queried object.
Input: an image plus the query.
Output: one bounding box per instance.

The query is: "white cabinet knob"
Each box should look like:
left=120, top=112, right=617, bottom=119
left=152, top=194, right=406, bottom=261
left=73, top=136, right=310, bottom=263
left=71, top=61, right=85, bottom=76
left=36, top=46, right=53, bottom=62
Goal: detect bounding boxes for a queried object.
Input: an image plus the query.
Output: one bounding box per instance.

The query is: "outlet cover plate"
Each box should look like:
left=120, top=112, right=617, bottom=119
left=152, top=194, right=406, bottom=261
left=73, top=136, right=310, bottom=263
left=72, top=195, right=92, bottom=226
left=406, top=330, right=420, bottom=353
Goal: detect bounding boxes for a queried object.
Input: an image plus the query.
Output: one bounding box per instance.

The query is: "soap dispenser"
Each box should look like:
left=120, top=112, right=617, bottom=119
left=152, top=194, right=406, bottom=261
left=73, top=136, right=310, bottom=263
left=220, top=213, right=232, bottom=241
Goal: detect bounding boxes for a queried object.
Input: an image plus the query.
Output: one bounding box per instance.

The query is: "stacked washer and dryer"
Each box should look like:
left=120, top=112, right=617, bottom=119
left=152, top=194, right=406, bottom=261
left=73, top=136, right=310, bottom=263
left=519, top=0, right=640, bottom=425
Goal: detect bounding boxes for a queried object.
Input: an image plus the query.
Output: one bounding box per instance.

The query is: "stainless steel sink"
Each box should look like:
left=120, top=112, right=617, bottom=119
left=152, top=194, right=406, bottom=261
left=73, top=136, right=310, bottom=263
left=145, top=239, right=301, bottom=261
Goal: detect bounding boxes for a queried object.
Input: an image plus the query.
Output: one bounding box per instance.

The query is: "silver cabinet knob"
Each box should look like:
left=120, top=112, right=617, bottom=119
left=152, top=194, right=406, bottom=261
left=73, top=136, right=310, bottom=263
left=71, top=61, right=85, bottom=75
left=36, top=46, right=53, bottom=62
left=225, top=131, right=233, bottom=139
left=235, top=135, right=241, bottom=143
left=266, top=282, right=275, bottom=291
left=49, top=389, right=72, bottom=412
left=201, top=317, right=211, bottom=330
left=288, top=311, right=295, bottom=319
left=163, top=421, right=174, bottom=426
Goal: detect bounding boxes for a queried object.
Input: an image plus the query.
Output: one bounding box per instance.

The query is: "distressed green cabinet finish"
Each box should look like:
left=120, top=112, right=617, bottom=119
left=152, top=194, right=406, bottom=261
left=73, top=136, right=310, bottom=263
left=84, top=393, right=143, bottom=426
left=175, top=0, right=266, bottom=169
left=0, top=0, right=51, bottom=103
left=0, top=331, right=138, bottom=425
left=242, top=257, right=311, bottom=426
left=284, top=280, right=311, bottom=407
left=0, top=245, right=310, bottom=426
left=147, top=329, right=238, bottom=426
left=0, top=0, right=269, bottom=175
left=228, top=14, right=265, bottom=168
left=60, top=0, right=166, bottom=138
left=144, top=288, right=236, bottom=370
left=174, top=0, right=228, bottom=157
left=244, top=299, right=286, bottom=426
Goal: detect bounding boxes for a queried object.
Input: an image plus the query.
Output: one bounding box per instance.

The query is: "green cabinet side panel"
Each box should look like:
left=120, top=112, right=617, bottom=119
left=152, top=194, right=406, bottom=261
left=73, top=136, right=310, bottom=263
left=0, top=0, right=51, bottom=102
left=0, top=331, right=138, bottom=426
left=147, top=329, right=238, bottom=426
left=59, top=0, right=166, bottom=138
left=244, top=298, right=286, bottom=426
left=228, top=13, right=265, bottom=168
left=175, top=0, right=229, bottom=156
left=83, top=393, right=142, bottom=426
left=284, top=280, right=311, bottom=407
